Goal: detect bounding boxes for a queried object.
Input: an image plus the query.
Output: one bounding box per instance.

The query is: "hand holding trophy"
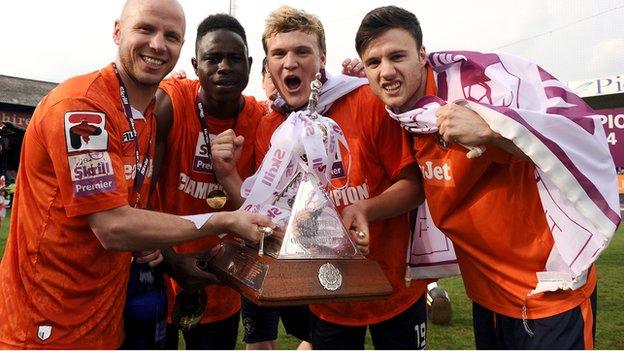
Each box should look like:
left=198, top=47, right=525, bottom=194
left=197, top=74, right=392, bottom=306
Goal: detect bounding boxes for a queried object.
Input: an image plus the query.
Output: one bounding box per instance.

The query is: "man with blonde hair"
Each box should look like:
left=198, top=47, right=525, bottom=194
left=250, top=5, right=430, bottom=349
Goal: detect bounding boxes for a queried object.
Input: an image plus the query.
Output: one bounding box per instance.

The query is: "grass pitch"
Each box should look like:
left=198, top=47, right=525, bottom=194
left=1, top=211, right=622, bottom=349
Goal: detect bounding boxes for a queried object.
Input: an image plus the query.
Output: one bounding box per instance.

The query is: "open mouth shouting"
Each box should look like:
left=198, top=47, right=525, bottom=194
left=284, top=75, right=302, bottom=92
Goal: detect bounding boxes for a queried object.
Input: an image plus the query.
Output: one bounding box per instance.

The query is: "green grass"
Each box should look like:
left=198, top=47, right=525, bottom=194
left=1, top=212, right=623, bottom=349
left=0, top=210, right=8, bottom=257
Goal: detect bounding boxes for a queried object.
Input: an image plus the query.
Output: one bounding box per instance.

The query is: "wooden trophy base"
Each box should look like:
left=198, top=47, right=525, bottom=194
left=199, top=240, right=393, bottom=307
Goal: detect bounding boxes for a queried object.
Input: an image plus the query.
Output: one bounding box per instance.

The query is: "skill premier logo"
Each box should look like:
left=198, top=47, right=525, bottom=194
left=64, top=111, right=108, bottom=152
left=192, top=132, right=213, bottom=174
left=69, top=151, right=116, bottom=197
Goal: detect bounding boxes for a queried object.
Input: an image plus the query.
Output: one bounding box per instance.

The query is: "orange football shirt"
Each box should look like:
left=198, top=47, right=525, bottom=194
left=414, top=66, right=596, bottom=319
left=256, top=85, right=428, bottom=326
left=158, top=78, right=264, bottom=323
left=0, top=64, right=155, bottom=348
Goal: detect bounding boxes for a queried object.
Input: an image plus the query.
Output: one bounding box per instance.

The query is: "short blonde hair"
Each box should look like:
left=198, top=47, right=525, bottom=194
left=262, top=6, right=326, bottom=55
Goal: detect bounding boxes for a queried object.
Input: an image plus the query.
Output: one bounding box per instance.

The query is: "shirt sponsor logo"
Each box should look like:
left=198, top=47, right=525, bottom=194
left=419, top=159, right=455, bottom=187
left=178, top=172, right=224, bottom=200
left=331, top=149, right=346, bottom=179
left=69, top=151, right=116, bottom=197
left=193, top=132, right=213, bottom=174
left=64, top=111, right=108, bottom=153
left=328, top=182, right=370, bottom=207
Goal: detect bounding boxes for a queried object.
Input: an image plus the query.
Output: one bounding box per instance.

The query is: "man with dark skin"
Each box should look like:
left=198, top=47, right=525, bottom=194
left=153, top=14, right=265, bottom=349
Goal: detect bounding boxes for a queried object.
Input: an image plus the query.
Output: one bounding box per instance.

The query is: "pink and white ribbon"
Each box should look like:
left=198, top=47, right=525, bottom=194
left=241, top=74, right=365, bottom=227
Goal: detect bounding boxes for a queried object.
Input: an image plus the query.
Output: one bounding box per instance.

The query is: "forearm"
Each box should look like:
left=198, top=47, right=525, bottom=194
left=368, top=163, right=424, bottom=222
left=88, top=205, right=228, bottom=251
left=219, top=173, right=245, bottom=209
left=358, top=178, right=423, bottom=222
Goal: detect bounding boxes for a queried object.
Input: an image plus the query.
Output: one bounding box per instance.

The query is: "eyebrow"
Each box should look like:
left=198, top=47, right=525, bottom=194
left=270, top=44, right=314, bottom=53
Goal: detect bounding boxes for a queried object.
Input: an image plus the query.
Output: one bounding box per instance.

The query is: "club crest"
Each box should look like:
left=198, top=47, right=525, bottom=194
left=64, top=111, right=108, bottom=153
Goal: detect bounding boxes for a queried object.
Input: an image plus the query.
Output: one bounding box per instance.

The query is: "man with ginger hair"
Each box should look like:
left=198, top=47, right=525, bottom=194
left=249, top=6, right=431, bottom=349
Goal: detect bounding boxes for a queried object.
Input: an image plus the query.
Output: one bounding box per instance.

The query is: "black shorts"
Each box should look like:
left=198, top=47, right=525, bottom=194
left=472, top=287, right=597, bottom=349
left=165, top=311, right=240, bottom=350
left=241, top=297, right=311, bottom=343
left=310, top=294, right=427, bottom=350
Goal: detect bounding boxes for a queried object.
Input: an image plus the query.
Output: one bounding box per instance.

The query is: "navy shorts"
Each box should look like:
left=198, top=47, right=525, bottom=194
left=241, top=297, right=311, bottom=343
left=310, top=294, right=427, bottom=350
left=165, top=311, right=240, bottom=350
left=472, top=287, right=597, bottom=349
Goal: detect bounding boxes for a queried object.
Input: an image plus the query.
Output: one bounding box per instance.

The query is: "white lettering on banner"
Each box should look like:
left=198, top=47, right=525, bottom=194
left=601, top=114, right=622, bottom=146
left=597, top=108, right=624, bottom=166
left=178, top=172, right=224, bottom=200
left=600, top=114, right=624, bottom=129
left=329, top=183, right=370, bottom=207
left=599, top=113, right=624, bottom=146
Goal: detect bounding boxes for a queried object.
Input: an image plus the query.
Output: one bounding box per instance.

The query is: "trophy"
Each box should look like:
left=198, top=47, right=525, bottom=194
left=197, top=74, right=392, bottom=306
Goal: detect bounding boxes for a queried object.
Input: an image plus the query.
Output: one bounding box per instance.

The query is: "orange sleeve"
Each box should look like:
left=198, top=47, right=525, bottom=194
left=39, top=97, right=128, bottom=217
left=159, top=78, right=194, bottom=145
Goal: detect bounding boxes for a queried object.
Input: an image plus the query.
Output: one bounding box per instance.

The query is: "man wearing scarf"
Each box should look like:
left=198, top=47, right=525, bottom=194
left=250, top=5, right=430, bottom=350
left=355, top=5, right=619, bottom=349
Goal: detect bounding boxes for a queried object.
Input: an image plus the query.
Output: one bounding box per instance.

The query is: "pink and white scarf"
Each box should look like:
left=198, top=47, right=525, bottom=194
left=397, top=51, right=619, bottom=294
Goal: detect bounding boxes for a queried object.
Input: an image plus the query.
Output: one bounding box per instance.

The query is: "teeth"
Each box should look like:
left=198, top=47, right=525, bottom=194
left=143, top=56, right=164, bottom=65
left=383, top=82, right=400, bottom=91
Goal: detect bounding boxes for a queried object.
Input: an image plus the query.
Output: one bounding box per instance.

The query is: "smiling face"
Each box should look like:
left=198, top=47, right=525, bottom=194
left=113, top=0, right=185, bottom=89
left=193, top=29, right=251, bottom=104
left=265, top=30, right=326, bottom=109
left=361, top=28, right=427, bottom=113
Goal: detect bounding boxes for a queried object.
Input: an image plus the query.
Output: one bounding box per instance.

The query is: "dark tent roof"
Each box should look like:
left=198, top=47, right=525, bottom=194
left=0, top=75, right=58, bottom=108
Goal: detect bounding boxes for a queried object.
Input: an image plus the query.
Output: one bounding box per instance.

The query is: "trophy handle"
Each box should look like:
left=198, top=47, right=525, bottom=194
left=307, top=72, right=322, bottom=116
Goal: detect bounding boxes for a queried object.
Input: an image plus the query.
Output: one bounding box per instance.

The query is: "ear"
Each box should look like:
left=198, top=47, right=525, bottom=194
left=320, top=51, right=327, bottom=69
left=191, top=57, right=198, bottom=75
left=248, top=56, right=253, bottom=70
left=113, top=20, right=122, bottom=45
left=419, top=46, right=427, bottom=66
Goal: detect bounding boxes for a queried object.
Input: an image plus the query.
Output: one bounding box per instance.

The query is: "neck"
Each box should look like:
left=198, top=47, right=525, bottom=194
left=115, top=60, right=157, bottom=114
left=200, top=90, right=243, bottom=120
